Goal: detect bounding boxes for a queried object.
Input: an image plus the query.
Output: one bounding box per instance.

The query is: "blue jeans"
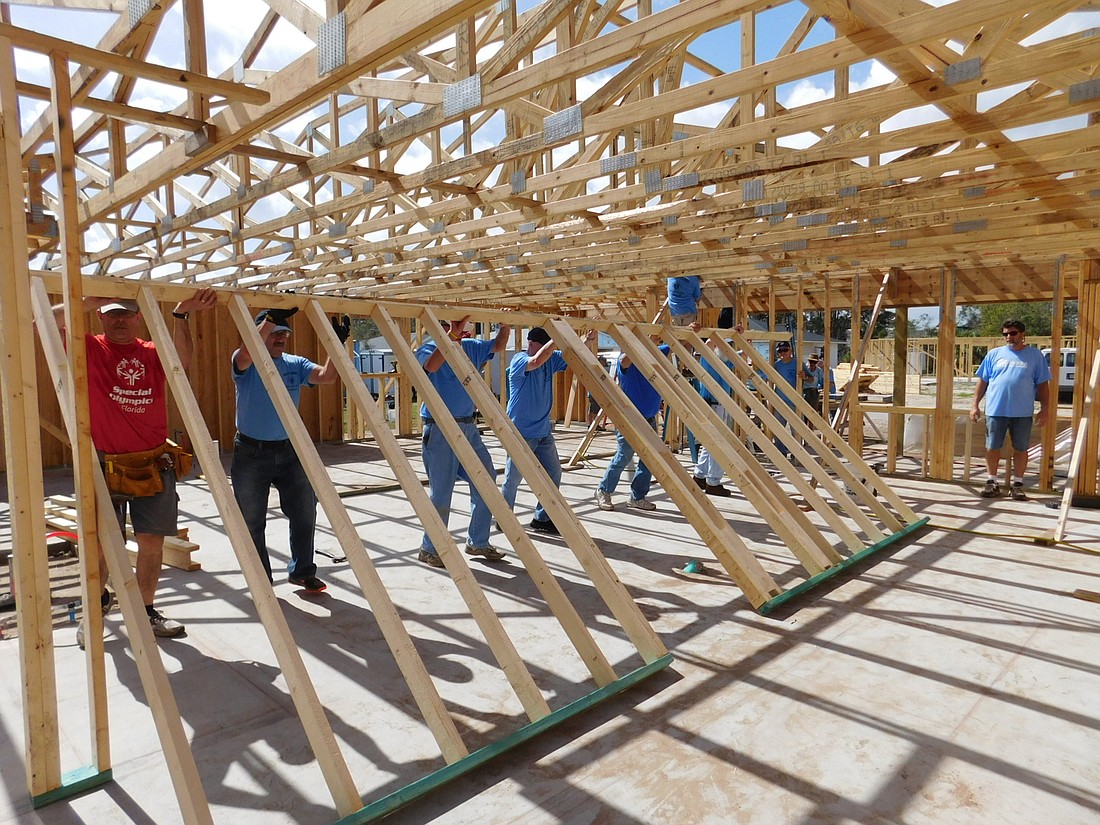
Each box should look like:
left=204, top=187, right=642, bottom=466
left=502, top=433, right=561, bottom=523
left=986, top=416, right=1033, bottom=451
left=598, top=416, right=656, bottom=500
left=232, top=436, right=317, bottom=581
left=420, top=422, right=494, bottom=554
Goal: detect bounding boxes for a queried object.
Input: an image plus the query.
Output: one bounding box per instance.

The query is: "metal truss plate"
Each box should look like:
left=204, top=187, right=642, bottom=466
left=128, top=0, right=154, bottom=29
left=953, top=219, right=988, bottom=233
left=443, top=74, right=483, bottom=119
left=600, top=152, right=637, bottom=174
left=783, top=240, right=807, bottom=252
left=754, top=200, right=786, bottom=217
left=511, top=171, right=526, bottom=194
left=743, top=179, right=764, bottom=201
left=798, top=213, right=828, bottom=227
left=543, top=105, right=582, bottom=143
left=1070, top=78, right=1100, bottom=104
left=318, top=13, right=347, bottom=76
left=664, top=172, right=699, bottom=191
left=644, top=169, right=663, bottom=195
left=945, top=57, right=981, bottom=85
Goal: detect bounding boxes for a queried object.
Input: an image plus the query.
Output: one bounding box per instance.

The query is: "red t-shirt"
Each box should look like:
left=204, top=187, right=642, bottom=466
left=84, top=334, right=168, bottom=454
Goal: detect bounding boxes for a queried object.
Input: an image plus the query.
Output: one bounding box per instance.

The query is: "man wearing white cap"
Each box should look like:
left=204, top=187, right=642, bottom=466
left=54, top=289, right=217, bottom=647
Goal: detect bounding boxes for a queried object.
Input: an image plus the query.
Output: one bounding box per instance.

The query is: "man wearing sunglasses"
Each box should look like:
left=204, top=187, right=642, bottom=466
left=969, top=319, right=1051, bottom=500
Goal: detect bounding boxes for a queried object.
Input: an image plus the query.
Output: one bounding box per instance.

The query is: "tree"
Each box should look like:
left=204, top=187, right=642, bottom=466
left=352, top=316, right=379, bottom=342
left=969, top=301, right=1077, bottom=337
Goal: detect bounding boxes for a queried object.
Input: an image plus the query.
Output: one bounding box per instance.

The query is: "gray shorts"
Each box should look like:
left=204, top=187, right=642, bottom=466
left=114, top=469, right=179, bottom=536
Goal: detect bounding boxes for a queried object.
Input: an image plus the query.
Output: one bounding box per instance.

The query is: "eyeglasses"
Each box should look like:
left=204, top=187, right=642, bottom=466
left=1002, top=330, right=1021, bottom=337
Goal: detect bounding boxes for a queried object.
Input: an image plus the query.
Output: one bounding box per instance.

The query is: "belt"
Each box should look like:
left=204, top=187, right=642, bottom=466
left=236, top=433, right=291, bottom=448
left=422, top=415, right=477, bottom=425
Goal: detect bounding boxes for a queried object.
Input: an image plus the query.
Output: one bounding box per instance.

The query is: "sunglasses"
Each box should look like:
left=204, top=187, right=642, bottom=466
left=1002, top=330, right=1021, bottom=337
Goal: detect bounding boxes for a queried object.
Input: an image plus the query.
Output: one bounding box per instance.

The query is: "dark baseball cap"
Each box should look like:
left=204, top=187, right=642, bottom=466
left=254, top=311, right=292, bottom=334
left=776, top=342, right=791, bottom=352
left=528, top=327, right=551, bottom=345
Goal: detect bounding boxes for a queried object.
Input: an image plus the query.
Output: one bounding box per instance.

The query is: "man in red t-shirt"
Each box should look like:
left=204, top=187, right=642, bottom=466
left=55, top=289, right=216, bottom=646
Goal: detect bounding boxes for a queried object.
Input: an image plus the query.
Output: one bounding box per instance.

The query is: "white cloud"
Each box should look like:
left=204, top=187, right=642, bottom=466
left=1022, top=11, right=1100, bottom=45
left=851, top=60, right=897, bottom=93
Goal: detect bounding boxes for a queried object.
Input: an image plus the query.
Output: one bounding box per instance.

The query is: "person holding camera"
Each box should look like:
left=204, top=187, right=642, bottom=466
left=231, top=307, right=349, bottom=590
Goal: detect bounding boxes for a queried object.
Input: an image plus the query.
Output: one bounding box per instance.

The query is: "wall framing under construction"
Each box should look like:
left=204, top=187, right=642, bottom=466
left=0, top=0, right=1098, bottom=820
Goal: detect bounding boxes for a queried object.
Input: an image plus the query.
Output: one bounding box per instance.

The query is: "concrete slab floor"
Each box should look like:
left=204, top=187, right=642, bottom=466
left=1, top=432, right=1099, bottom=825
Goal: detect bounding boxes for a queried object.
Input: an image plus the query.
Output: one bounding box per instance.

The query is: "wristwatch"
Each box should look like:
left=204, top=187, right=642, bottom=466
left=172, top=311, right=189, bottom=320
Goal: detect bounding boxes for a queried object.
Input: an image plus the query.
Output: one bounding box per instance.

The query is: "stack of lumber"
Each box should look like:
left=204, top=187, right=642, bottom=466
left=43, top=495, right=201, bottom=571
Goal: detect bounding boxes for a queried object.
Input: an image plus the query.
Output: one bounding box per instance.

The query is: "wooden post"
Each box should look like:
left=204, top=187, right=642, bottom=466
left=890, top=306, right=908, bottom=474
left=849, top=274, right=863, bottom=452
left=50, top=49, right=110, bottom=770
left=931, top=267, right=958, bottom=479
left=1073, top=259, right=1100, bottom=497
left=1041, top=259, right=1065, bottom=491
left=0, top=34, right=60, bottom=799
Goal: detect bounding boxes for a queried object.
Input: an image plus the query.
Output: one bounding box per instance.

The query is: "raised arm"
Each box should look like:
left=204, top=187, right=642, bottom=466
left=171, top=288, right=217, bottom=372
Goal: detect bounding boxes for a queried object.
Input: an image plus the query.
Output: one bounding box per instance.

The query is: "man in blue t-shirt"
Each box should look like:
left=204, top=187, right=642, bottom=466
left=970, top=318, right=1050, bottom=500
left=416, top=315, right=510, bottom=567
left=667, top=275, right=701, bottom=326
left=502, top=326, right=596, bottom=534
left=231, top=308, right=342, bottom=591
left=594, top=342, right=670, bottom=512
left=771, top=341, right=799, bottom=457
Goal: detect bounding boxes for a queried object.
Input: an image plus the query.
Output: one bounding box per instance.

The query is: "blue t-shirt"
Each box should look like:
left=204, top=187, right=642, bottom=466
left=507, top=350, right=568, bottom=438
left=805, top=364, right=824, bottom=390
left=233, top=352, right=317, bottom=440
left=667, top=276, right=701, bottom=317
left=977, top=345, right=1050, bottom=417
left=773, top=356, right=798, bottom=406
left=617, top=344, right=669, bottom=418
left=698, top=350, right=732, bottom=403
left=416, top=338, right=497, bottom=420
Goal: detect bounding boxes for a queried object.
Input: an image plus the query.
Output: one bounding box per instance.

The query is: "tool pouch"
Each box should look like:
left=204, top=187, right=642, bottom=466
left=101, top=443, right=171, bottom=499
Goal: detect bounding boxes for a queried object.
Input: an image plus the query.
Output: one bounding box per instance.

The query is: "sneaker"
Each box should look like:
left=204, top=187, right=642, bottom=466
left=1010, top=483, right=1028, bottom=501
left=76, top=590, right=116, bottom=650
left=529, top=518, right=559, bottom=535
left=627, top=498, right=656, bottom=511
left=692, top=476, right=706, bottom=490
left=288, top=574, right=327, bottom=592
left=418, top=549, right=445, bottom=568
left=705, top=483, right=731, bottom=497
left=464, top=542, right=506, bottom=561
left=595, top=489, right=615, bottom=511
left=980, top=479, right=1001, bottom=498
left=148, top=608, right=185, bottom=638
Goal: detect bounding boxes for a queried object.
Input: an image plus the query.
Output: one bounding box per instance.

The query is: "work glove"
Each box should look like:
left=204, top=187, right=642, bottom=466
left=256, top=307, right=299, bottom=326
left=331, top=314, right=352, bottom=344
